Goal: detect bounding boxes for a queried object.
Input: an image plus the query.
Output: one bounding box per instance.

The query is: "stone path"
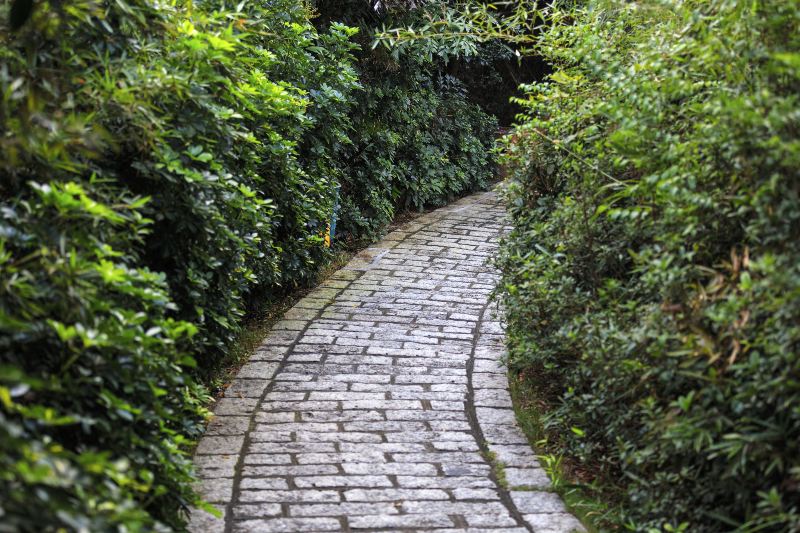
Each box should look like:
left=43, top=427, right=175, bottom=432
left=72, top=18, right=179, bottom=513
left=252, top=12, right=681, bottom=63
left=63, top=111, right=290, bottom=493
left=190, top=190, right=585, bottom=533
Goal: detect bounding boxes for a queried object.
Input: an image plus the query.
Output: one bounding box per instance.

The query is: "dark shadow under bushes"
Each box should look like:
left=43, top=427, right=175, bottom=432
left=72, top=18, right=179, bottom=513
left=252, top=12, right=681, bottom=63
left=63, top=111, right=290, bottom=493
left=0, top=0, right=498, bottom=529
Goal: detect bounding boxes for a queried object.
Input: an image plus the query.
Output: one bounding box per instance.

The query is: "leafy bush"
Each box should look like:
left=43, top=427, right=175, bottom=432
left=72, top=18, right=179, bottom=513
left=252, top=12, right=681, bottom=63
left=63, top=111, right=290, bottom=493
left=337, top=62, right=498, bottom=241
left=496, top=0, right=800, bottom=530
left=0, top=182, right=206, bottom=531
left=314, top=1, right=499, bottom=242
left=0, top=0, right=358, bottom=528
left=0, top=0, right=499, bottom=528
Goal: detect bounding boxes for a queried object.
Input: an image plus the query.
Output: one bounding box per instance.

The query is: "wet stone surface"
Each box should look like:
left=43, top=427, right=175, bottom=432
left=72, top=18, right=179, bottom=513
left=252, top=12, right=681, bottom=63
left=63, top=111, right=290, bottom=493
left=190, top=190, right=585, bottom=532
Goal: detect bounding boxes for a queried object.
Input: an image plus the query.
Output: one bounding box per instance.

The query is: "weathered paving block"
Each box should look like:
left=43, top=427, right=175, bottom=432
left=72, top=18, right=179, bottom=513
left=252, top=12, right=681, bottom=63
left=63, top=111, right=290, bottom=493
left=342, top=420, right=427, bottom=432
left=473, top=388, right=514, bottom=408
left=392, top=451, right=485, bottom=464
left=248, top=441, right=334, bottom=453
left=236, top=362, right=279, bottom=379
left=188, top=506, right=225, bottom=532
left=261, top=392, right=305, bottom=402
left=298, top=410, right=385, bottom=422
left=471, top=372, right=508, bottom=389
left=342, top=462, right=438, bottom=476
left=453, top=487, right=501, bottom=500
left=401, top=500, right=509, bottom=515
left=349, top=514, right=454, bottom=529
left=231, top=503, right=283, bottom=519
left=288, top=502, right=398, bottom=517
left=428, top=419, right=473, bottom=431
left=511, top=491, right=568, bottom=514
left=481, top=424, right=531, bottom=445
left=195, top=435, right=244, bottom=456
left=237, top=490, right=341, bottom=503
left=432, top=440, right=482, bottom=452
left=490, top=445, right=542, bottom=469
left=422, top=529, right=529, bottom=533
left=441, top=463, right=493, bottom=477
left=295, top=452, right=387, bottom=464
left=466, top=513, right=521, bottom=528
left=194, top=453, right=238, bottom=479
left=224, top=378, right=270, bottom=398
left=294, top=475, right=393, bottom=489
left=476, top=406, right=518, bottom=426
left=242, top=453, right=292, bottom=465
left=242, top=464, right=339, bottom=477
left=190, top=190, right=582, bottom=532
left=195, top=477, right=234, bottom=503
left=339, top=442, right=427, bottom=453
left=233, top=517, right=341, bottom=532
left=384, top=430, right=474, bottom=443
left=239, top=478, right=289, bottom=490
left=385, top=409, right=468, bottom=421
left=212, top=397, right=259, bottom=416
left=343, top=488, right=449, bottom=501
left=523, top=512, right=587, bottom=533
left=504, top=467, right=552, bottom=488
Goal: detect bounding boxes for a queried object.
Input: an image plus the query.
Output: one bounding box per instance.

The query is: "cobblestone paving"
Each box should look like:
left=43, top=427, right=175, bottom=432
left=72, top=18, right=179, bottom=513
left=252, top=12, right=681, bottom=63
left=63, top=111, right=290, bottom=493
left=190, top=190, right=585, bottom=532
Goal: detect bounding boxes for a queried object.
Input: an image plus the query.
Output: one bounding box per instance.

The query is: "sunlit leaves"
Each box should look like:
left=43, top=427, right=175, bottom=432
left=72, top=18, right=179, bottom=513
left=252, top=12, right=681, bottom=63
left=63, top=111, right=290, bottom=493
left=0, top=0, right=361, bottom=528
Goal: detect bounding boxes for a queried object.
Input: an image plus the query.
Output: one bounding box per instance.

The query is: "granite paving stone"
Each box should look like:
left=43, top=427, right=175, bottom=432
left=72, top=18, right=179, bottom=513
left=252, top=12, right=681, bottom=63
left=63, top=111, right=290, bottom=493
left=189, top=190, right=584, bottom=532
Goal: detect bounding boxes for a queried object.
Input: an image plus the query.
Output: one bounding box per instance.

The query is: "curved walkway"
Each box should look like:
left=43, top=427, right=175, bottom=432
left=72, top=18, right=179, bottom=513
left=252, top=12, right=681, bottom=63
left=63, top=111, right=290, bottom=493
left=190, top=190, right=584, bottom=533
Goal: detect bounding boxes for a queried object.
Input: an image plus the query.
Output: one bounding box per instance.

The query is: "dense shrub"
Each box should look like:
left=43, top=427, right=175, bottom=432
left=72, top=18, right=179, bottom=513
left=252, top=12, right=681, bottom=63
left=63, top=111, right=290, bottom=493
left=336, top=62, right=498, bottom=240
left=0, top=0, right=498, bottom=528
left=314, top=0, right=499, bottom=242
left=496, top=0, right=800, bottom=530
left=0, top=182, right=207, bottom=531
left=0, top=0, right=360, bottom=527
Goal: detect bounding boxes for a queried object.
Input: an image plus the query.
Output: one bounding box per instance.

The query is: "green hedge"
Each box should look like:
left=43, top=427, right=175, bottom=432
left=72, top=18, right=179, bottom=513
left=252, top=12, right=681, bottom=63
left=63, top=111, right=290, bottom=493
left=338, top=62, right=498, bottom=242
left=0, top=181, right=207, bottom=531
left=498, top=0, right=800, bottom=530
left=314, top=1, right=498, bottom=243
left=0, top=0, right=497, bottom=528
